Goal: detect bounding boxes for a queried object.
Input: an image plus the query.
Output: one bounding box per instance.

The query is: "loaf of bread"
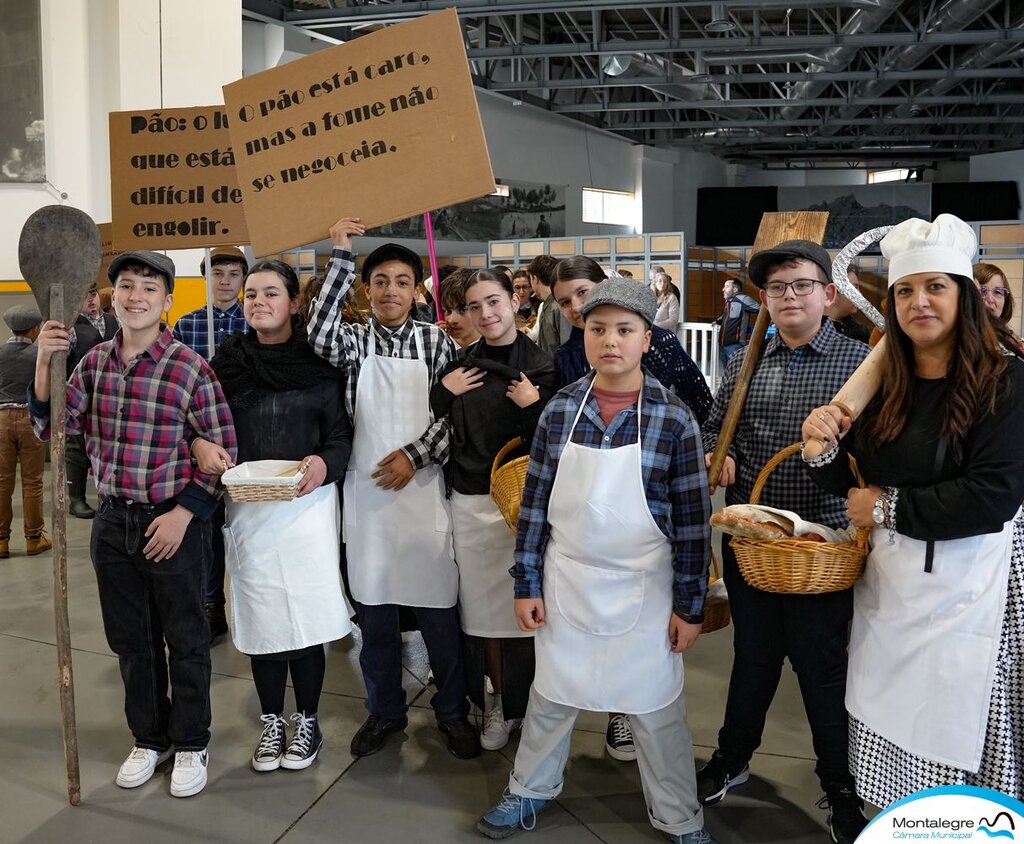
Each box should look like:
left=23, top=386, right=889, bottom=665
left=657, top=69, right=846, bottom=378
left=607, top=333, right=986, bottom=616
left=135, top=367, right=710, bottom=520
left=710, top=505, right=792, bottom=539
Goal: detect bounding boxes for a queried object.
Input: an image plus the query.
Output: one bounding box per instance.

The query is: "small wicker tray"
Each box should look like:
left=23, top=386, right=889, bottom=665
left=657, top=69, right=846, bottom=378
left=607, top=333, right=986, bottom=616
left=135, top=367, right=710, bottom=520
left=701, top=552, right=731, bottom=634
left=729, top=443, right=868, bottom=594
left=490, top=437, right=530, bottom=531
left=222, top=460, right=302, bottom=503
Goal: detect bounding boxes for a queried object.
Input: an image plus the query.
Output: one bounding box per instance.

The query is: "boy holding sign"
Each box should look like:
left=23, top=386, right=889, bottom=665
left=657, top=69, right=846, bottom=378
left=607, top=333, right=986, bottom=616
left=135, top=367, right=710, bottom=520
left=308, top=217, right=479, bottom=760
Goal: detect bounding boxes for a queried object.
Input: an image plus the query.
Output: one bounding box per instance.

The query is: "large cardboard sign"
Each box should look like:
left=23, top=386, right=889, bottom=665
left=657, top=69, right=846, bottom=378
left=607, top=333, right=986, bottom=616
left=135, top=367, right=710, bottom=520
left=109, top=105, right=249, bottom=250
left=95, top=223, right=115, bottom=289
left=222, top=8, right=494, bottom=256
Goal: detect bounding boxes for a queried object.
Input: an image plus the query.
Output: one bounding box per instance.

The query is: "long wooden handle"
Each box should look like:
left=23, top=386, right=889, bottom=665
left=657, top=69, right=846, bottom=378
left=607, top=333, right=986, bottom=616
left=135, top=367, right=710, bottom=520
left=708, top=306, right=771, bottom=485
left=802, top=336, right=888, bottom=460
left=50, top=286, right=81, bottom=806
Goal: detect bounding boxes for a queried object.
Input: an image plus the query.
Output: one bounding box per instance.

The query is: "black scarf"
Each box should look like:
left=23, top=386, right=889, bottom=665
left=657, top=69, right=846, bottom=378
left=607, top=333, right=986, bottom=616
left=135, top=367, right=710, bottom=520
left=210, top=322, right=343, bottom=412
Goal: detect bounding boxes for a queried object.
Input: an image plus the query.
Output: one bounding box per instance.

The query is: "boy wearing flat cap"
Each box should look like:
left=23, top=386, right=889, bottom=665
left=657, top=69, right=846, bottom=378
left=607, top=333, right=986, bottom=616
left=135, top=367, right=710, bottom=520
left=308, top=218, right=478, bottom=761
left=0, top=304, right=48, bottom=558
left=698, top=240, right=870, bottom=844
left=479, top=279, right=716, bottom=844
left=30, top=250, right=236, bottom=799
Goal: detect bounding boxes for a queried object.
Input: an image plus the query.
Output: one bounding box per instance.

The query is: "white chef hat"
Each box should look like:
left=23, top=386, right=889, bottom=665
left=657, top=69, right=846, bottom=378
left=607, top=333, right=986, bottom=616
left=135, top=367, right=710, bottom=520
left=880, top=214, right=977, bottom=288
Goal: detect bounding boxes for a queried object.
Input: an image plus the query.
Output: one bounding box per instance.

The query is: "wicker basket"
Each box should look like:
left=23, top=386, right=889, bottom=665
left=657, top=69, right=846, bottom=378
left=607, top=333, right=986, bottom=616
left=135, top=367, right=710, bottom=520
left=701, top=551, right=731, bottom=634
left=729, top=442, right=868, bottom=594
left=222, top=460, right=303, bottom=503
left=490, top=437, right=530, bottom=531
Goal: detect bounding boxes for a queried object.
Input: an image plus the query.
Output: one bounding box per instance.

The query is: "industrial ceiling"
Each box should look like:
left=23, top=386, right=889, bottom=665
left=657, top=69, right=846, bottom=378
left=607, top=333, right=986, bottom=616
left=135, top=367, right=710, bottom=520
left=241, top=0, right=1024, bottom=169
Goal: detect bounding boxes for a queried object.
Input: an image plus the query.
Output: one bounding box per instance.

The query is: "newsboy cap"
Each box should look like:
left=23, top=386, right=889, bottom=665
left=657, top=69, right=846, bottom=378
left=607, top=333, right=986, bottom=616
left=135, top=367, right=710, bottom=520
left=3, top=305, right=43, bottom=332
left=107, top=251, right=176, bottom=293
left=578, top=277, right=658, bottom=326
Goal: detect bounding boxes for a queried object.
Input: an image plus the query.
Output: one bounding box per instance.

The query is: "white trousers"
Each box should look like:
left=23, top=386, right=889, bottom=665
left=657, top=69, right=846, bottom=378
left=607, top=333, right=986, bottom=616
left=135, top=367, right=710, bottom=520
left=509, top=686, right=705, bottom=836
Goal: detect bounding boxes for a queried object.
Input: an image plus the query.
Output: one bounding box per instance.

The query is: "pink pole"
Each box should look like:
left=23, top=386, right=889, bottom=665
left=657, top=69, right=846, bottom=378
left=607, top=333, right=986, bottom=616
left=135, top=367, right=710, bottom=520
left=423, top=211, right=443, bottom=322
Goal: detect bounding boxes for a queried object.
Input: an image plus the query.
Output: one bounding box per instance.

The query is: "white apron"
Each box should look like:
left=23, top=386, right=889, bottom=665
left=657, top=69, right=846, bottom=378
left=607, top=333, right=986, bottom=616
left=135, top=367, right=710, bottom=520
left=847, top=511, right=1018, bottom=771
left=224, top=483, right=352, bottom=655
left=533, top=384, right=684, bottom=714
left=452, top=491, right=533, bottom=638
left=342, top=324, right=457, bottom=608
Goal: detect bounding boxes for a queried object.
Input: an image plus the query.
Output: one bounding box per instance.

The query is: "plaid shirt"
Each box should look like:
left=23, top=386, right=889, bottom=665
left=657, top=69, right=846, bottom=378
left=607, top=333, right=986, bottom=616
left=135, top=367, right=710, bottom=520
left=512, top=371, right=712, bottom=622
left=307, top=247, right=455, bottom=469
left=171, top=302, right=248, bottom=360
left=29, top=327, right=236, bottom=520
left=702, top=319, right=869, bottom=528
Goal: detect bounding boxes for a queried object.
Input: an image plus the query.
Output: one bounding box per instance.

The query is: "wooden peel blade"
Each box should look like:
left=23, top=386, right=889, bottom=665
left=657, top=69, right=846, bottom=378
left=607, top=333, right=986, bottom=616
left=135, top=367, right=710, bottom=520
left=18, top=204, right=102, bottom=807
left=707, top=211, right=829, bottom=488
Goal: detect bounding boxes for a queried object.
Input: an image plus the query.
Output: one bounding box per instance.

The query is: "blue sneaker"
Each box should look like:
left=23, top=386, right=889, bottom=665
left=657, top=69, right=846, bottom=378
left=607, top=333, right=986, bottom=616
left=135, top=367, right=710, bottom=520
left=477, top=790, right=550, bottom=839
left=668, top=829, right=718, bottom=844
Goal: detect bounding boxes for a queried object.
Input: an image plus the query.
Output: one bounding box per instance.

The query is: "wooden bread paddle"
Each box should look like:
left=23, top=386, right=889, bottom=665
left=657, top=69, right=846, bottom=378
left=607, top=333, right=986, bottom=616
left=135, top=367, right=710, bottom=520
left=18, top=204, right=102, bottom=807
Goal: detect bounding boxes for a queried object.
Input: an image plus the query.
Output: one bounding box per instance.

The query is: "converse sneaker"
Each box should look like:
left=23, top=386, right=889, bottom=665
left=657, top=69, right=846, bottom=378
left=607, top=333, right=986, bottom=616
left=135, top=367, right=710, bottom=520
left=477, top=789, right=550, bottom=839
left=668, top=829, right=719, bottom=844
left=819, top=785, right=868, bottom=844
left=480, top=696, right=522, bottom=751
left=696, top=751, right=750, bottom=806
left=281, top=712, right=323, bottom=770
left=115, top=745, right=172, bottom=788
left=170, top=749, right=208, bottom=798
left=605, top=714, right=637, bottom=761
left=252, top=713, right=287, bottom=772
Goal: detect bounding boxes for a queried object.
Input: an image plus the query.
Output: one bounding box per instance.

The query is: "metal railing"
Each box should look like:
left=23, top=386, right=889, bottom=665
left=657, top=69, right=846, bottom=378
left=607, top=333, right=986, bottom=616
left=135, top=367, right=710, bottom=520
left=679, top=321, right=720, bottom=391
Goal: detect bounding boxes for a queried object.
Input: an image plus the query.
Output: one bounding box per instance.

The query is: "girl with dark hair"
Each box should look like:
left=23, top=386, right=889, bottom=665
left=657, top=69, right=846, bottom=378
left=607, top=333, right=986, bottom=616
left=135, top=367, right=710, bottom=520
left=802, top=215, right=1024, bottom=806
left=194, top=259, right=353, bottom=774
left=431, top=268, right=559, bottom=750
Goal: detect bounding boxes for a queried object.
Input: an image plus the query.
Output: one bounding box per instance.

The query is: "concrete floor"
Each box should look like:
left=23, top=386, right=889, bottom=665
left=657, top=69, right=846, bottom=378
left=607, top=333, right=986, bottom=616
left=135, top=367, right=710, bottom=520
left=0, top=473, right=836, bottom=844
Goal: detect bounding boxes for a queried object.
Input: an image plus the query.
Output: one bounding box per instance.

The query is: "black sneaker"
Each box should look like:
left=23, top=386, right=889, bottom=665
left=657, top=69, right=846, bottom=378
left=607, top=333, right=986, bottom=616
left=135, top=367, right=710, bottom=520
left=205, top=602, right=228, bottom=643
left=252, top=713, right=287, bottom=772
left=819, top=786, right=868, bottom=844
left=696, top=751, right=750, bottom=806
left=437, top=716, right=481, bottom=759
left=281, top=712, right=323, bottom=770
left=605, top=714, right=637, bottom=762
left=350, top=714, right=408, bottom=757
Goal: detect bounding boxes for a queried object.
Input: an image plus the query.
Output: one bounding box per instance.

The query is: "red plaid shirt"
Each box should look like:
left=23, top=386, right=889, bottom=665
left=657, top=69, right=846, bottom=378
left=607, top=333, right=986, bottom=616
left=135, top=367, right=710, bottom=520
left=30, top=326, right=236, bottom=520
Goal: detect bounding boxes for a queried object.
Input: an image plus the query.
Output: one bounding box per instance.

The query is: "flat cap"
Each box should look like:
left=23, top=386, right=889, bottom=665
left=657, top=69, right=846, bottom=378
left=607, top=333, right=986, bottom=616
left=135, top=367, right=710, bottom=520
left=748, top=239, right=831, bottom=289
left=200, top=246, right=248, bottom=276
left=3, top=304, right=43, bottom=332
left=579, top=278, right=657, bottom=326
left=108, top=250, right=176, bottom=293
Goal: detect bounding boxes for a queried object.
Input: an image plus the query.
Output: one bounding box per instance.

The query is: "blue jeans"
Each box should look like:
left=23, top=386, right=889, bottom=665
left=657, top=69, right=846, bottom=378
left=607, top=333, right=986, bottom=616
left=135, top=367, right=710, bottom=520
left=353, top=600, right=468, bottom=722
left=720, top=343, right=745, bottom=372
left=91, top=498, right=212, bottom=751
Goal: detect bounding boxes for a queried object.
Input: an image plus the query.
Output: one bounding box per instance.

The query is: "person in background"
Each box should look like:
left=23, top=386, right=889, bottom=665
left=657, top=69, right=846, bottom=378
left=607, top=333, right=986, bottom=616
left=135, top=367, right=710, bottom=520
left=99, top=288, right=116, bottom=319
left=0, top=305, right=49, bottom=558
left=512, top=270, right=535, bottom=329
left=825, top=267, right=872, bottom=344
left=648, top=265, right=666, bottom=289
left=526, top=256, right=570, bottom=354
left=172, top=246, right=249, bottom=643
left=438, top=269, right=481, bottom=349
left=654, top=272, right=681, bottom=331
left=535, top=215, right=551, bottom=238
left=803, top=214, right=1024, bottom=807
left=714, top=278, right=760, bottom=371
left=618, top=269, right=634, bottom=279
left=66, top=284, right=120, bottom=519
left=494, top=265, right=514, bottom=282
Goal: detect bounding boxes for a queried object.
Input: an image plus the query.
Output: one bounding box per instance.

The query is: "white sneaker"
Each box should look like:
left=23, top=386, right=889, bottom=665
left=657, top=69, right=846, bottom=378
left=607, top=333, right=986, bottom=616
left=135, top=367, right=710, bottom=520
left=170, top=749, right=208, bottom=798
left=480, top=697, right=522, bottom=751
left=116, top=745, right=172, bottom=788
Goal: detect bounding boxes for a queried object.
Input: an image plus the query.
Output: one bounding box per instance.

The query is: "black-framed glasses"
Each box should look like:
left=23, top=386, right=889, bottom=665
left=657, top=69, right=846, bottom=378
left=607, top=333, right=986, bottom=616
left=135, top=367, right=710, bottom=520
left=980, top=286, right=1009, bottom=299
left=764, top=279, right=823, bottom=298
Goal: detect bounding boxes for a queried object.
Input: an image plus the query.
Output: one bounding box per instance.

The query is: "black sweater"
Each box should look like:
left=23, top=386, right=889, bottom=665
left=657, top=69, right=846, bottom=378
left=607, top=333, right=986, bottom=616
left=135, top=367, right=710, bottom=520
left=431, top=333, right=558, bottom=495
left=807, top=356, right=1024, bottom=541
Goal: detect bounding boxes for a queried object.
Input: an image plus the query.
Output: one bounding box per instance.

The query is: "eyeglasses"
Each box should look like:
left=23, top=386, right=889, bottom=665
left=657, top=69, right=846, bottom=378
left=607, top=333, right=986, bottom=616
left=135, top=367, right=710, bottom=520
left=980, top=286, right=1009, bottom=299
left=763, top=279, right=823, bottom=298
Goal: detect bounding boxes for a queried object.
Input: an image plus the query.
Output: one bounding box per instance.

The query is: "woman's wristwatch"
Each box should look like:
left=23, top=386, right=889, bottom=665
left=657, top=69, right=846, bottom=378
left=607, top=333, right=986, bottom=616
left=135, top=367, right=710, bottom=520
left=871, top=487, right=899, bottom=542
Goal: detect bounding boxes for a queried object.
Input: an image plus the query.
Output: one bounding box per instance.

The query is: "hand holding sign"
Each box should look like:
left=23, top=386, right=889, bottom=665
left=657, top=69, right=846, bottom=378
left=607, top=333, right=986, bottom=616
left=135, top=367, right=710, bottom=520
left=329, top=217, right=366, bottom=250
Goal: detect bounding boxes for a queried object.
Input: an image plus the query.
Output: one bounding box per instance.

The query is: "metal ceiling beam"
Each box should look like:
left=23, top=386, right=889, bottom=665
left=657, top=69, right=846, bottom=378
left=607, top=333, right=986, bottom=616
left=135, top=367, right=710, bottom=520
left=608, top=115, right=1024, bottom=129
left=675, top=132, right=1012, bottom=144
left=552, top=93, right=1024, bottom=112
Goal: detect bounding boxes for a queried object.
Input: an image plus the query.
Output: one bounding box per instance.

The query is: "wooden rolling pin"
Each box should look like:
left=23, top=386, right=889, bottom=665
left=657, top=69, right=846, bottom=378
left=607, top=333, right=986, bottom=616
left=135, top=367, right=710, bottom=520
left=802, top=335, right=888, bottom=459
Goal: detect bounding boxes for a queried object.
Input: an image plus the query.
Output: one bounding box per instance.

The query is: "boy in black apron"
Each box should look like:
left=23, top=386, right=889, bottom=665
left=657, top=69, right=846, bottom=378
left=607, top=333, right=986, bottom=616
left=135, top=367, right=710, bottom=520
left=478, top=279, right=715, bottom=843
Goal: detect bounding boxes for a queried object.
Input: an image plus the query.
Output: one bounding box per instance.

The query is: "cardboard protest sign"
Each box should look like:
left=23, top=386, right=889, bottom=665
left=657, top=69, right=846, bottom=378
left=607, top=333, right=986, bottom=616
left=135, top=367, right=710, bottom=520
left=222, top=8, right=494, bottom=256
left=95, top=223, right=115, bottom=289
left=109, top=106, right=249, bottom=250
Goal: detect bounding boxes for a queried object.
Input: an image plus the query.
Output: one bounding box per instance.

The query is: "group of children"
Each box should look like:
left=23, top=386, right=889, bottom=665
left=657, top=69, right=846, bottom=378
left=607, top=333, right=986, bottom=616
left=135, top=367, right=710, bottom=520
left=26, top=218, right=887, bottom=844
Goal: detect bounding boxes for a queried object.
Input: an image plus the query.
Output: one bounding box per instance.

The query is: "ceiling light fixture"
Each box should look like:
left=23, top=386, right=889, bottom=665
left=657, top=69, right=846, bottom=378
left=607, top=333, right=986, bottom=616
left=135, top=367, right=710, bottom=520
left=704, top=3, right=736, bottom=33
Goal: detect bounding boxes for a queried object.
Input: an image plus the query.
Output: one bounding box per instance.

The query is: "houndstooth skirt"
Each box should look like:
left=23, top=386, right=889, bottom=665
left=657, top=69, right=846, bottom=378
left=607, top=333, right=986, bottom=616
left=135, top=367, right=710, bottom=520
left=849, top=516, right=1024, bottom=807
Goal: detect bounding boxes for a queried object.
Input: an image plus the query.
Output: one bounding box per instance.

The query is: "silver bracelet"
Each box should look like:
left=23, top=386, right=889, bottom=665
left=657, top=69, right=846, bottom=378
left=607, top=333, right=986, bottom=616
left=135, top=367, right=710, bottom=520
left=883, top=486, right=899, bottom=544
left=801, top=441, right=840, bottom=467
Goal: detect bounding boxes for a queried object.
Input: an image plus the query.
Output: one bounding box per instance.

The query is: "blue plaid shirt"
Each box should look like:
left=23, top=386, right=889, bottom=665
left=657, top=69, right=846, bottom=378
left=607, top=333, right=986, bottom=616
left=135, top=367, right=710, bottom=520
left=511, top=371, right=712, bottom=622
left=171, top=302, right=248, bottom=360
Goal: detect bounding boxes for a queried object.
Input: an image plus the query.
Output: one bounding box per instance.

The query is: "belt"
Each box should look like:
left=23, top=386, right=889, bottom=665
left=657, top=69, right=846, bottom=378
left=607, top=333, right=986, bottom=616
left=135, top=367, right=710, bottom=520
left=99, top=496, right=177, bottom=515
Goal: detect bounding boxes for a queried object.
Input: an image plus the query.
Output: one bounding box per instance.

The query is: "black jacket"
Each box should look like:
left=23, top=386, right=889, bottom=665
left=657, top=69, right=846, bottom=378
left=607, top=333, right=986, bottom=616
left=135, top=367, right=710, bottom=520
left=68, top=313, right=119, bottom=376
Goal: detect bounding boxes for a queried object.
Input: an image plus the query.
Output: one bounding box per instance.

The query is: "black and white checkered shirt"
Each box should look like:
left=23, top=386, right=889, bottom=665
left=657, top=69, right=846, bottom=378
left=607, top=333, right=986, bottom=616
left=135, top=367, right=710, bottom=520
left=702, top=319, right=870, bottom=529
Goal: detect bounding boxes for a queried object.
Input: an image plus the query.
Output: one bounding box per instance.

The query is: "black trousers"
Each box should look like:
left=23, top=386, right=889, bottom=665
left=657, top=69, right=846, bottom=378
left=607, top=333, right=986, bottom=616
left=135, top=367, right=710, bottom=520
left=718, top=541, right=855, bottom=790
left=204, top=499, right=227, bottom=606
left=352, top=599, right=469, bottom=722
left=91, top=499, right=212, bottom=751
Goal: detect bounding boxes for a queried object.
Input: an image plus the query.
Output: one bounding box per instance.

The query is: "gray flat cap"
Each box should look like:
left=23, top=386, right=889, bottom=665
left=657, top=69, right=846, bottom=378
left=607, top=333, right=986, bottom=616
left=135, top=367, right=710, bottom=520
left=4, top=304, right=43, bottom=332
left=108, top=250, right=176, bottom=293
left=579, top=278, right=657, bottom=326
left=747, top=239, right=831, bottom=289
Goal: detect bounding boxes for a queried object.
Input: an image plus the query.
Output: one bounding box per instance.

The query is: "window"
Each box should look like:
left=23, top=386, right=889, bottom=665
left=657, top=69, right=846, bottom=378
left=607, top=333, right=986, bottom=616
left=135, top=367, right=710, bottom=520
left=582, top=187, right=636, bottom=226
left=868, top=168, right=915, bottom=184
